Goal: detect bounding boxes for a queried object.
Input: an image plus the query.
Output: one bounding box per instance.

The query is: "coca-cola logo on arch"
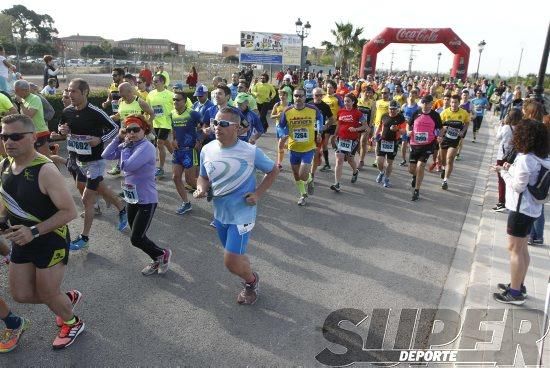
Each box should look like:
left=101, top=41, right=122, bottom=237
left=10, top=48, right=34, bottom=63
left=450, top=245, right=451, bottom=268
left=449, top=38, right=462, bottom=46
left=373, top=38, right=385, bottom=45
left=396, top=28, right=440, bottom=43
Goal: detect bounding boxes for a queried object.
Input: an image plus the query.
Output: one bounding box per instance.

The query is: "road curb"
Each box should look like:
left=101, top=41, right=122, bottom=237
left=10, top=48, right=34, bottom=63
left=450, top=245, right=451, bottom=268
left=437, top=117, right=496, bottom=314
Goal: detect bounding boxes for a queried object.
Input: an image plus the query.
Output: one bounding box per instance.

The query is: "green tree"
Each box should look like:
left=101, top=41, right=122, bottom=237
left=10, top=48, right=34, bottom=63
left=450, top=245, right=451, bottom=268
left=99, top=40, right=112, bottom=53
left=321, top=22, right=367, bottom=77
left=1, top=5, right=58, bottom=43
left=80, top=45, right=106, bottom=58
left=27, top=42, right=55, bottom=56
left=0, top=13, right=12, bottom=44
left=111, top=47, right=128, bottom=59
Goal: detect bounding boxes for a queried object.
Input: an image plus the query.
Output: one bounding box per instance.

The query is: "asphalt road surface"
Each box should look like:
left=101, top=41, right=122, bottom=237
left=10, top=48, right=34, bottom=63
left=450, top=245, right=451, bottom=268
left=1, top=118, right=492, bottom=367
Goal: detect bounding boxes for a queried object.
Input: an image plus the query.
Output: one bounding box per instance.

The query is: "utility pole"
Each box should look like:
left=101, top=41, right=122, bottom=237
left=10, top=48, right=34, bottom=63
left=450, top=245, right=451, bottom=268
left=408, top=45, right=418, bottom=75
left=514, top=47, right=523, bottom=86
left=390, top=50, right=395, bottom=74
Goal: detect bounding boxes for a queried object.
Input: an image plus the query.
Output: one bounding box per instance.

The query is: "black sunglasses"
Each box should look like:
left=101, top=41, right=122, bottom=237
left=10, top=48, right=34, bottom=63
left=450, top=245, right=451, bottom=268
left=125, top=127, right=142, bottom=133
left=0, top=132, right=33, bottom=141
left=212, top=119, right=237, bottom=127
left=293, top=94, right=304, bottom=98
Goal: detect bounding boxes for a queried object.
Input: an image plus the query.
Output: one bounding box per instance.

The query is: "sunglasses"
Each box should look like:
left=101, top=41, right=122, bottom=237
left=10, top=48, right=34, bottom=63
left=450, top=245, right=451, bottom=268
left=212, top=119, right=238, bottom=127
left=173, top=98, right=184, bottom=102
left=0, top=132, right=33, bottom=141
left=125, top=127, right=142, bottom=133
left=293, top=94, right=304, bottom=98
left=111, top=74, right=120, bottom=77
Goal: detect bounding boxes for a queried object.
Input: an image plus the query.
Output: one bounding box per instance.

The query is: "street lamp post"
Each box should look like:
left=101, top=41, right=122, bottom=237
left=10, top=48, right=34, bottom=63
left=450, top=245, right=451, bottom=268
left=436, top=52, right=442, bottom=77
left=475, top=40, right=486, bottom=80
left=533, top=22, right=549, bottom=103
left=295, top=18, right=311, bottom=73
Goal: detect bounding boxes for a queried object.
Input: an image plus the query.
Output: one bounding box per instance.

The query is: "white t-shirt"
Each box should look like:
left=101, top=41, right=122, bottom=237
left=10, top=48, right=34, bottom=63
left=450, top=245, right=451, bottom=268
left=0, top=56, right=9, bottom=79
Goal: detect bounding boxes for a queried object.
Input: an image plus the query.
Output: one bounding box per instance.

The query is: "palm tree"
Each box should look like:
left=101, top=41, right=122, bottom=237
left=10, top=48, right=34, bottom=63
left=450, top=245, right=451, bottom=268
left=321, top=22, right=367, bottom=77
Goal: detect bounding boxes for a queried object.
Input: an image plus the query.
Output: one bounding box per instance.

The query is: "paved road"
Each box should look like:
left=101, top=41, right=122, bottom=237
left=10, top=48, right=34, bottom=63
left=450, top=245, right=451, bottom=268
left=1, top=119, right=492, bottom=366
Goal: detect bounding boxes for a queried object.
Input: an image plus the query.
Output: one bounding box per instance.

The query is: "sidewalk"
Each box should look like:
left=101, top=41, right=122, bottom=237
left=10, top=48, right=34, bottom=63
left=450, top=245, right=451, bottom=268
left=438, top=115, right=550, bottom=367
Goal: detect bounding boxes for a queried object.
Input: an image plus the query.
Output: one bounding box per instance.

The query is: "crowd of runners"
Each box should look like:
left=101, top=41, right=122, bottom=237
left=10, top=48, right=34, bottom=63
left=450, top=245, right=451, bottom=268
left=0, top=57, right=544, bottom=353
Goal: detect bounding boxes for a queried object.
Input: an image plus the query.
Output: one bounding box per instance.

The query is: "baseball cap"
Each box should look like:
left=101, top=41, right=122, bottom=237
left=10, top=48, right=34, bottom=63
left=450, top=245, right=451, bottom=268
left=173, top=82, right=184, bottom=91
left=420, top=95, right=434, bottom=104
left=193, top=84, right=207, bottom=97
left=234, top=93, right=249, bottom=104
left=389, top=100, right=400, bottom=109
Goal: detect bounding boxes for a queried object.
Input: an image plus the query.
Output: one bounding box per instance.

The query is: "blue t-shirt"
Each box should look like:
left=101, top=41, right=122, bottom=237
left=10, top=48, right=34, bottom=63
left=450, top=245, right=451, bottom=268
left=471, top=97, right=489, bottom=116
left=200, top=140, right=275, bottom=224
left=229, top=83, right=239, bottom=100
left=303, top=79, right=317, bottom=99
left=239, top=109, right=264, bottom=142
left=402, top=103, right=420, bottom=123
left=171, top=108, right=202, bottom=148
left=192, top=99, right=214, bottom=120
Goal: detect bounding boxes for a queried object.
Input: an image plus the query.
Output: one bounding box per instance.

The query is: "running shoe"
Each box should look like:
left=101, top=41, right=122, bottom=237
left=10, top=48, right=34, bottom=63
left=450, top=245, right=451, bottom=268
left=69, top=235, right=89, bottom=251
left=141, top=259, right=160, bottom=276
left=412, top=190, right=420, bottom=201
left=155, top=168, right=165, bottom=177
left=237, top=272, right=259, bottom=305
left=158, top=249, right=172, bottom=274
left=493, top=290, right=525, bottom=305
left=330, top=183, right=341, bottom=193
left=176, top=202, right=192, bottom=215
left=383, top=177, right=392, bottom=188
left=492, top=203, right=506, bottom=212
left=52, top=317, right=85, bottom=349
left=441, top=181, right=448, bottom=190
left=351, top=170, right=359, bottom=184
left=320, top=164, right=331, bottom=172
left=0, top=317, right=30, bottom=353
left=528, top=239, right=544, bottom=246
left=371, top=162, right=378, bottom=168
left=455, top=154, right=462, bottom=161
left=376, top=172, right=384, bottom=184
left=107, top=165, right=120, bottom=176
left=118, top=210, right=128, bottom=231
left=297, top=196, right=307, bottom=206
left=497, top=283, right=527, bottom=298
left=399, top=160, right=407, bottom=167
left=56, top=290, right=83, bottom=327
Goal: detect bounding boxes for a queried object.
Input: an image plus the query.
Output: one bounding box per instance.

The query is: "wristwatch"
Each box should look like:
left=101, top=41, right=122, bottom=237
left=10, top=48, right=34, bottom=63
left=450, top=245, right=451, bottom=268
left=30, top=226, right=40, bottom=239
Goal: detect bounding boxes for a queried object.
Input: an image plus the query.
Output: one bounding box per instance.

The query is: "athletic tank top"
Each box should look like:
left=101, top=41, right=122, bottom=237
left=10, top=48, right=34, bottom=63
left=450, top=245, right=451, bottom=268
left=118, top=97, right=143, bottom=122
left=0, top=156, right=69, bottom=243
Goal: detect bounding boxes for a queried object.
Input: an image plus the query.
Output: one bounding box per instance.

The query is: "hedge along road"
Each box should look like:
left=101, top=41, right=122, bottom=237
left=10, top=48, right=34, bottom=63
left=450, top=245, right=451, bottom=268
left=0, top=114, right=492, bottom=366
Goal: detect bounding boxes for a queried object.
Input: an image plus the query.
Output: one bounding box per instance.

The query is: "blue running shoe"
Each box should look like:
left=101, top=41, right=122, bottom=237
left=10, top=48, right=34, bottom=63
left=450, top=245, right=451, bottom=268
left=118, top=210, right=128, bottom=231
left=70, top=236, right=89, bottom=251
left=176, top=202, right=192, bottom=215
left=376, top=172, right=384, bottom=184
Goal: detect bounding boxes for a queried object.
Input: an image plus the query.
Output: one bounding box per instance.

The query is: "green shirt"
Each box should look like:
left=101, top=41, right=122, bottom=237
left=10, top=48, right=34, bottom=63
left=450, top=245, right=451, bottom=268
left=24, top=93, right=48, bottom=133
left=146, top=89, right=174, bottom=129
left=0, top=93, right=14, bottom=117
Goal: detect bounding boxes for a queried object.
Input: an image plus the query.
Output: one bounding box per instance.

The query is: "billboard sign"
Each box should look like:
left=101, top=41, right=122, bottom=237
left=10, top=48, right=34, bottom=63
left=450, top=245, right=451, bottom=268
left=239, top=31, right=302, bottom=66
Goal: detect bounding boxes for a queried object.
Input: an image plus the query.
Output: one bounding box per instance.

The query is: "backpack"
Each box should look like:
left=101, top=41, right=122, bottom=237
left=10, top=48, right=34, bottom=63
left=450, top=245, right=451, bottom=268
left=527, top=166, right=550, bottom=203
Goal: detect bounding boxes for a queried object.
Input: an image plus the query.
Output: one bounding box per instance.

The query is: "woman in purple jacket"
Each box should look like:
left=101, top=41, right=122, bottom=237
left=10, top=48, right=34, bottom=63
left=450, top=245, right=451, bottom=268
left=102, top=115, right=172, bottom=276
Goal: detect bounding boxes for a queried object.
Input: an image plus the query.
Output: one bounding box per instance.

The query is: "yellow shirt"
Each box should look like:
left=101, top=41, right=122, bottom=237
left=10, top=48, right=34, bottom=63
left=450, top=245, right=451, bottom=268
left=440, top=107, right=470, bottom=139
left=393, top=94, right=406, bottom=107
left=251, top=82, right=276, bottom=104
left=146, top=89, right=174, bottom=129
left=322, top=95, right=342, bottom=118
left=374, top=99, right=390, bottom=127
left=279, top=105, right=321, bottom=152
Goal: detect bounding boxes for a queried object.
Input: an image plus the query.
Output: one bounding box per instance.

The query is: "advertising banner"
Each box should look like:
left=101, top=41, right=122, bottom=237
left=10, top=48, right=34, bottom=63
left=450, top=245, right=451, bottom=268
left=240, top=31, right=302, bottom=66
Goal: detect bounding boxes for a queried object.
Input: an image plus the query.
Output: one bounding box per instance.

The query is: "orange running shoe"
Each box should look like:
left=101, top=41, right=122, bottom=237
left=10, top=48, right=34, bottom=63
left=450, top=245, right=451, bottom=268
left=52, top=317, right=85, bottom=349
left=0, top=318, right=30, bottom=353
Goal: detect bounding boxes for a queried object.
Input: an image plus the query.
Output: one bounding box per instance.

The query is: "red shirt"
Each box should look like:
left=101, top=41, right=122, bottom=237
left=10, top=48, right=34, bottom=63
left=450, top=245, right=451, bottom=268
left=337, top=108, right=363, bottom=140
left=139, top=68, right=153, bottom=87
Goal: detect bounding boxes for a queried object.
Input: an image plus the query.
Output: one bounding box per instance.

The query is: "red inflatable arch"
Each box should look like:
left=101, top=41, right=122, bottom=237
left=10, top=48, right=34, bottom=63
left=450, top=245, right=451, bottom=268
left=360, top=28, right=470, bottom=81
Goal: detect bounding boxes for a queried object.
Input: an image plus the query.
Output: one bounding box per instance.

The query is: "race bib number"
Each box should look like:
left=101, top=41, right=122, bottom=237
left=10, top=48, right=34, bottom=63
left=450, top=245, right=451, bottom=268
left=293, top=128, right=309, bottom=142
left=121, top=182, right=139, bottom=204
left=475, top=105, right=483, bottom=112
left=380, top=140, right=395, bottom=153
left=445, top=127, right=460, bottom=140
left=68, top=135, right=92, bottom=155
left=414, top=132, right=428, bottom=143
left=112, top=99, right=119, bottom=113
left=236, top=222, right=255, bottom=235
left=337, top=139, right=353, bottom=152
left=153, top=105, right=164, bottom=117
